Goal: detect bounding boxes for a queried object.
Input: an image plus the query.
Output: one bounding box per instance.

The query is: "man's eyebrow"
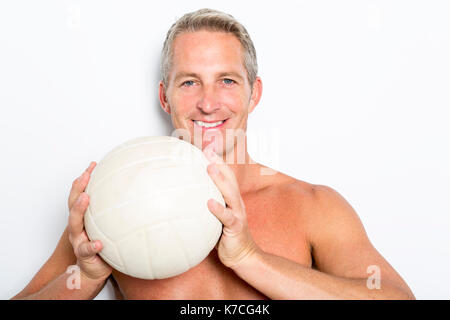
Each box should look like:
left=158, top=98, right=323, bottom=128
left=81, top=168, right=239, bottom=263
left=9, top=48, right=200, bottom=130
left=217, top=72, right=245, bottom=81
left=173, top=72, right=201, bottom=83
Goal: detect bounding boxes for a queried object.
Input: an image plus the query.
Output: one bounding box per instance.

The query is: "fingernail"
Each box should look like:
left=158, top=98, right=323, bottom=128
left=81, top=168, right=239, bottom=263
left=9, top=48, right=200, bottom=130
left=92, top=242, right=97, bottom=250
left=77, top=193, right=84, bottom=204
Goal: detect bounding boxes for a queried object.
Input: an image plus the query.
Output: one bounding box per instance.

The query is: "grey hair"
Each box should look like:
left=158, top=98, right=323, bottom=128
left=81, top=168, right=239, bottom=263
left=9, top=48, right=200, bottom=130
left=161, top=8, right=258, bottom=88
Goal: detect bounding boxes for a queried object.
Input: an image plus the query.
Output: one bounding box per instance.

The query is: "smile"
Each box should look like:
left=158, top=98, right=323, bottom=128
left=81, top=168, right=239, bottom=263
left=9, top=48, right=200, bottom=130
left=193, top=119, right=227, bottom=129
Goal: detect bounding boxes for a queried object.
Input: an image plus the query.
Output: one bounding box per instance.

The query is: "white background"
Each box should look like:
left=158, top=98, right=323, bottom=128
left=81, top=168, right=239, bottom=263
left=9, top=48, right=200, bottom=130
left=1, top=0, right=449, bottom=299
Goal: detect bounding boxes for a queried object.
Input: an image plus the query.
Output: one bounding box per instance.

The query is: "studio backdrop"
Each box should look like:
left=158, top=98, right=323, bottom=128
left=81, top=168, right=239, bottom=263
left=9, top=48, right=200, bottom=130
left=0, top=0, right=449, bottom=299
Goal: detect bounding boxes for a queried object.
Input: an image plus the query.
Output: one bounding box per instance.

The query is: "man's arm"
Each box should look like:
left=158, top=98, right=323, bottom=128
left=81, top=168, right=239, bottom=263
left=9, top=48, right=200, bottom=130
left=231, top=185, right=415, bottom=299
left=11, top=162, right=114, bottom=300
left=11, top=227, right=107, bottom=300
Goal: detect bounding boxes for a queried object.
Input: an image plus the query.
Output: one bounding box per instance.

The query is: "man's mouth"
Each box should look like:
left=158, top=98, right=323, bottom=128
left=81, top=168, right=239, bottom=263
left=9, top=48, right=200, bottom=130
left=193, top=119, right=228, bottom=129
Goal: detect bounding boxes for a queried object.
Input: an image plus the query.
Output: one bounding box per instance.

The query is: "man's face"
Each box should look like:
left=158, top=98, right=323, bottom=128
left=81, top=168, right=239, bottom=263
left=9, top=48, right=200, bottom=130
left=159, top=30, right=261, bottom=156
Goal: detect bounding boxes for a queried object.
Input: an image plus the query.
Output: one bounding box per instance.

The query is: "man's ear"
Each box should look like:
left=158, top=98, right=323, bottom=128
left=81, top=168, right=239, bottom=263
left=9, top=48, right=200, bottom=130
left=159, top=81, right=171, bottom=114
left=248, top=77, right=262, bottom=114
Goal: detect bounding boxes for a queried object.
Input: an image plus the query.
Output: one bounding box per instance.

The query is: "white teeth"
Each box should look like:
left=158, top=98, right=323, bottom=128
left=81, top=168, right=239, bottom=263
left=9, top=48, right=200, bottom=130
left=194, top=120, right=224, bottom=128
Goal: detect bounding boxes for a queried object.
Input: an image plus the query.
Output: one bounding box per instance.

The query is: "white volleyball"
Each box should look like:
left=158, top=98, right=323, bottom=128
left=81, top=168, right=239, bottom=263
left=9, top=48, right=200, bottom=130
left=84, top=136, right=224, bottom=279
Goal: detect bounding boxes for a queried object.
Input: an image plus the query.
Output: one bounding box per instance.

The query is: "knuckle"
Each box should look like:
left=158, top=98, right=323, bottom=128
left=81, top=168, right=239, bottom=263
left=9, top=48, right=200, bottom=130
left=228, top=213, right=236, bottom=225
left=85, top=243, right=95, bottom=257
left=82, top=245, right=91, bottom=257
left=76, top=194, right=87, bottom=208
left=77, top=243, right=88, bottom=257
left=75, top=247, right=82, bottom=258
left=75, top=244, right=83, bottom=257
left=69, top=206, right=80, bottom=217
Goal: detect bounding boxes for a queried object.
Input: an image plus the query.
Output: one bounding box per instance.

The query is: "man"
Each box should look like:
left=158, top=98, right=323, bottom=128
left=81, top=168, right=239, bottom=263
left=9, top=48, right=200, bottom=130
left=12, top=8, right=414, bottom=300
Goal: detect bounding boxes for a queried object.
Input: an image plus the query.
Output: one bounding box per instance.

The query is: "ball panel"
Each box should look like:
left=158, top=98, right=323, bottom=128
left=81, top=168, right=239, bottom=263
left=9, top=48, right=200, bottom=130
left=206, top=217, right=223, bottom=250
left=89, top=156, right=181, bottom=195
left=90, top=137, right=193, bottom=189
left=89, top=164, right=210, bottom=217
left=84, top=206, right=124, bottom=270
left=116, top=228, right=153, bottom=279
left=201, top=208, right=223, bottom=251
left=170, top=217, right=211, bottom=268
left=146, top=222, right=190, bottom=279
left=91, top=185, right=210, bottom=240
left=100, top=136, right=177, bottom=165
left=84, top=136, right=227, bottom=279
left=203, top=177, right=225, bottom=248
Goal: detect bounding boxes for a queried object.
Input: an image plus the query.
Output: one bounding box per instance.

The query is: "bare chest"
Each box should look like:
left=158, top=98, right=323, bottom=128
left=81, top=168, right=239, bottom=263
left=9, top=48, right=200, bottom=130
left=112, top=188, right=312, bottom=299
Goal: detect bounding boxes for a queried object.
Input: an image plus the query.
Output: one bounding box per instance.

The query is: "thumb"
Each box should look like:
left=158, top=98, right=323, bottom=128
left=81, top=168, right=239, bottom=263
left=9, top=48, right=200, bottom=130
left=76, top=240, right=103, bottom=259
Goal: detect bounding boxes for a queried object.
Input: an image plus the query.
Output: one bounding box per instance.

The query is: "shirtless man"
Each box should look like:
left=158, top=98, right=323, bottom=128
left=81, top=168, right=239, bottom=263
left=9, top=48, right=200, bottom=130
left=12, top=9, right=414, bottom=300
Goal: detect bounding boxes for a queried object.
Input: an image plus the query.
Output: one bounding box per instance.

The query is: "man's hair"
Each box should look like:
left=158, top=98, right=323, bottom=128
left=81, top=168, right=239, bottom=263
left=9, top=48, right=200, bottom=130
left=161, top=8, right=258, bottom=88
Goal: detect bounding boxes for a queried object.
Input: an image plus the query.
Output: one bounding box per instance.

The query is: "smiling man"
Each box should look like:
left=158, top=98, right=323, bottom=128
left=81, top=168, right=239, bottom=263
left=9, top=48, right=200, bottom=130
left=12, top=8, right=414, bottom=300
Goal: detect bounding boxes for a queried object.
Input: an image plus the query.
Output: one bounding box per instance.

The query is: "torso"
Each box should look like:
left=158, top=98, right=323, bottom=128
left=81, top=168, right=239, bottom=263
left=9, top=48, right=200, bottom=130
left=111, top=166, right=315, bottom=299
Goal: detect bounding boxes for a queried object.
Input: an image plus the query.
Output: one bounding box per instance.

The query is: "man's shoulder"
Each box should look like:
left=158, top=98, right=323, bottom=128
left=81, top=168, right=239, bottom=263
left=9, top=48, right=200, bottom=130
left=249, top=163, right=350, bottom=212
left=265, top=170, right=352, bottom=219
left=265, top=171, right=334, bottom=201
left=267, top=172, right=361, bottom=246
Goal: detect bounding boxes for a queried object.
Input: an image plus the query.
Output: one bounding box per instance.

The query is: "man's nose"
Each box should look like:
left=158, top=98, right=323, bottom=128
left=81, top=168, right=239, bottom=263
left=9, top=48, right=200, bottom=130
left=196, top=85, right=220, bottom=113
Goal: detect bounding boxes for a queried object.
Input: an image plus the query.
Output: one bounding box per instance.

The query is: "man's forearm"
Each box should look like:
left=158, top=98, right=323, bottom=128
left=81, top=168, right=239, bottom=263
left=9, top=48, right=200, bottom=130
left=232, top=250, right=414, bottom=300
left=12, top=270, right=107, bottom=300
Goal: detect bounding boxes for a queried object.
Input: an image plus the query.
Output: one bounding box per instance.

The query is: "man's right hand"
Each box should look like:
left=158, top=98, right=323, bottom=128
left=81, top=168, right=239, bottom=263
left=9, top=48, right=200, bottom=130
left=68, top=162, right=112, bottom=282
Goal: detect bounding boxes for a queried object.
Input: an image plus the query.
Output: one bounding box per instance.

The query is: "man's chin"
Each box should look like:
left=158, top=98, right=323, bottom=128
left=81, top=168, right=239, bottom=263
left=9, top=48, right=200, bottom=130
left=171, top=126, right=244, bottom=161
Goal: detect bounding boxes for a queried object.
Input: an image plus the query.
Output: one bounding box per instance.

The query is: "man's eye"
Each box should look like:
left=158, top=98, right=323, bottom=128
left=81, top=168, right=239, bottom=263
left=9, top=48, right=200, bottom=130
left=182, top=80, right=195, bottom=87
left=223, top=78, right=235, bottom=85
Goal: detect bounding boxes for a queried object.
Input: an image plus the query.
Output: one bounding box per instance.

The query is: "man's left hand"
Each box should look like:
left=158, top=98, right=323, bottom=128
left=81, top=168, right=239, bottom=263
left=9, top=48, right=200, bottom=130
left=203, top=148, right=261, bottom=269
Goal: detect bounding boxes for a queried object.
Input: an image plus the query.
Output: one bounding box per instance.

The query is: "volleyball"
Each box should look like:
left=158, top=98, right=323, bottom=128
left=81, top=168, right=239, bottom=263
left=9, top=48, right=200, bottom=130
left=84, top=136, right=224, bottom=279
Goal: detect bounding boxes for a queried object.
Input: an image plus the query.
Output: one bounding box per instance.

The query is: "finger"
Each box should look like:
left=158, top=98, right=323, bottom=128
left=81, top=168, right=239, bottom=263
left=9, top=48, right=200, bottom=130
left=68, top=192, right=89, bottom=240
left=204, top=149, right=239, bottom=188
left=68, top=172, right=88, bottom=208
left=207, top=163, right=242, bottom=210
left=207, top=199, right=237, bottom=229
left=76, top=240, right=103, bottom=259
left=204, top=148, right=227, bottom=172
left=68, top=162, right=96, bottom=208
left=86, top=161, right=97, bottom=175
